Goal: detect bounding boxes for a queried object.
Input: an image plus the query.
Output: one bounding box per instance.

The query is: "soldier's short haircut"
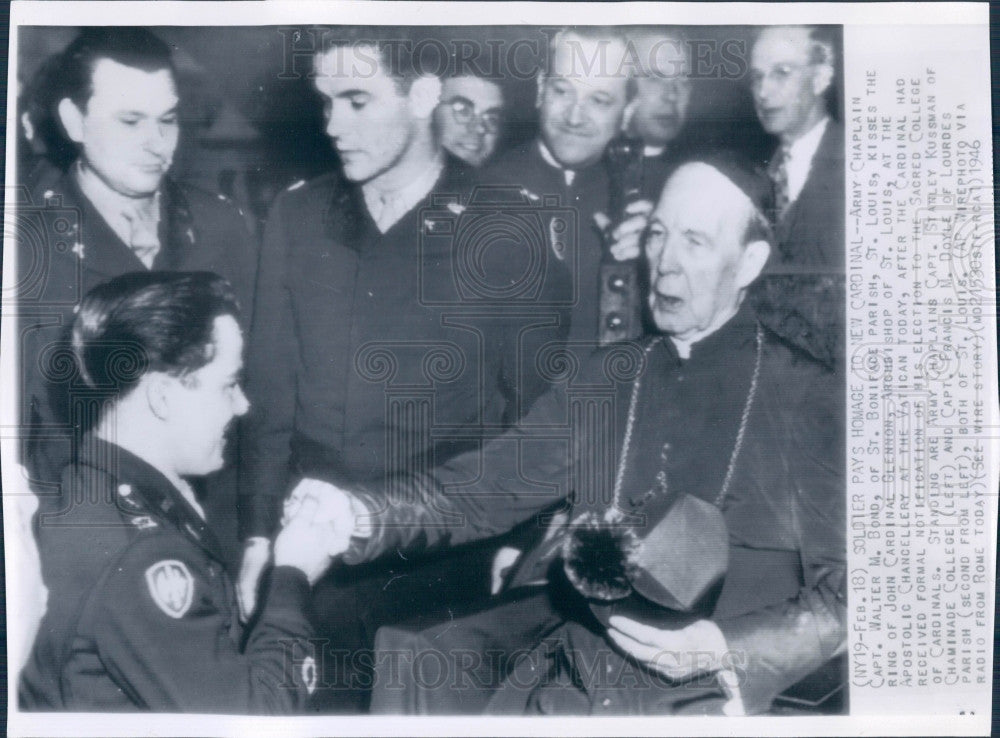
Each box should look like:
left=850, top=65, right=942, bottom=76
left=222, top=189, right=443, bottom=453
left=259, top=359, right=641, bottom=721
left=53, top=27, right=176, bottom=110
left=72, top=272, right=241, bottom=398
left=315, top=26, right=424, bottom=93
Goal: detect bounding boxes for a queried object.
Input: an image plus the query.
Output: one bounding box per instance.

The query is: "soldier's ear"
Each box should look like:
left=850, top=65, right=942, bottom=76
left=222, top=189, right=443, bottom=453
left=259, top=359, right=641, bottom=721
left=736, top=239, right=771, bottom=290
left=145, top=374, right=172, bottom=421
left=535, top=72, right=546, bottom=109
left=408, top=75, right=442, bottom=119
left=57, top=98, right=85, bottom=144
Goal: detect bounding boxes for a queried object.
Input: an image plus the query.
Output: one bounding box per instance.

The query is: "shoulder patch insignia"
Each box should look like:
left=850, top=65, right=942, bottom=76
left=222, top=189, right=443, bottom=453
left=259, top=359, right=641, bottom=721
left=287, top=179, right=307, bottom=192
left=145, top=559, right=194, bottom=619
left=131, top=515, right=159, bottom=530
left=302, top=655, right=318, bottom=694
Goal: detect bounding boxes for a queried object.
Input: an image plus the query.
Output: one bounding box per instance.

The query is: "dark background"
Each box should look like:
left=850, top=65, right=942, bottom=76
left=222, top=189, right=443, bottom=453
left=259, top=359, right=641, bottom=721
left=15, top=25, right=842, bottom=234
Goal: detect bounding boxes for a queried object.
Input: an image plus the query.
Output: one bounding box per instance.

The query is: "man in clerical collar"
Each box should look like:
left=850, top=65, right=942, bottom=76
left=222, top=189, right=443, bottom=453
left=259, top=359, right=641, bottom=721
left=623, top=28, right=695, bottom=201
left=240, top=27, right=572, bottom=711
left=290, top=155, right=846, bottom=716
left=20, top=271, right=338, bottom=713
left=16, top=28, right=257, bottom=560
left=475, top=27, right=650, bottom=343
left=749, top=25, right=844, bottom=269
left=535, top=28, right=630, bottom=185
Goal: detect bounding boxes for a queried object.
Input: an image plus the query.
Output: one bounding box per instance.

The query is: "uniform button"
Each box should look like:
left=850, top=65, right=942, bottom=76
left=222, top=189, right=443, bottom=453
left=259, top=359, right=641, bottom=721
left=602, top=697, right=612, bottom=708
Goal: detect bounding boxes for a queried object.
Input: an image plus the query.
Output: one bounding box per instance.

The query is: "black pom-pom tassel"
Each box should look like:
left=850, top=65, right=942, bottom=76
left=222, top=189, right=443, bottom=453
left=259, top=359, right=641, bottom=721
left=562, top=512, right=640, bottom=600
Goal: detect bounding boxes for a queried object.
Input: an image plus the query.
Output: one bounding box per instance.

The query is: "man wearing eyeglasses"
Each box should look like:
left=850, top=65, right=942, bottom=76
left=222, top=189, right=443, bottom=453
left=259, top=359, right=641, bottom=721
left=747, top=25, right=844, bottom=371
left=434, top=74, right=505, bottom=168
left=749, top=25, right=843, bottom=269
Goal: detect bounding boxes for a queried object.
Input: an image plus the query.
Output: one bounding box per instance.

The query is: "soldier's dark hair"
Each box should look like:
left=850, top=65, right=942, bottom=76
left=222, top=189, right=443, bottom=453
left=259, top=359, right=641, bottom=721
left=72, top=272, right=241, bottom=399
left=315, top=26, right=424, bottom=93
left=54, top=27, right=176, bottom=110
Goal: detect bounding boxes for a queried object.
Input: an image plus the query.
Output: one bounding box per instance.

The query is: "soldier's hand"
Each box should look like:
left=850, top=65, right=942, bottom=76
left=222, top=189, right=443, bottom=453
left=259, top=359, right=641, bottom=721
left=274, top=496, right=341, bottom=584
left=285, top=477, right=373, bottom=539
left=593, top=199, right=654, bottom=261
left=236, top=537, right=271, bottom=621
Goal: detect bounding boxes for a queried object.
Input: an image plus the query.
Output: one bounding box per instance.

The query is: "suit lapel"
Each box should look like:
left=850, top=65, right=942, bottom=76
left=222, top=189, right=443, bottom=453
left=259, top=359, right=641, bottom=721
left=778, top=122, right=841, bottom=244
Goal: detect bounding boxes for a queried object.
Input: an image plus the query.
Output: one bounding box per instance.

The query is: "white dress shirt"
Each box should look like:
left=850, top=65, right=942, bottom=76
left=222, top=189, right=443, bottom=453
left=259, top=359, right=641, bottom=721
left=784, top=116, right=829, bottom=205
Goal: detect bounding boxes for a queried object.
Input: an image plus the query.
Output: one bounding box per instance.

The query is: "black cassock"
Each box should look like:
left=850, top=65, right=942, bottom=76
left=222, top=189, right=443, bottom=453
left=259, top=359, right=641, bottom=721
left=344, top=305, right=846, bottom=714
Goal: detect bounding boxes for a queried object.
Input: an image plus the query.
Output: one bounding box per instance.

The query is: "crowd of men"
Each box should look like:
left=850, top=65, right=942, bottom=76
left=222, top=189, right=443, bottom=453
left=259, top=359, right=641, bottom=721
left=15, top=24, right=846, bottom=716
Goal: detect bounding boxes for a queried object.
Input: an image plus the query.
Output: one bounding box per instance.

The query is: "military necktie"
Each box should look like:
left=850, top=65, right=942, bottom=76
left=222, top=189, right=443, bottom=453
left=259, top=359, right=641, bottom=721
left=123, top=199, right=161, bottom=268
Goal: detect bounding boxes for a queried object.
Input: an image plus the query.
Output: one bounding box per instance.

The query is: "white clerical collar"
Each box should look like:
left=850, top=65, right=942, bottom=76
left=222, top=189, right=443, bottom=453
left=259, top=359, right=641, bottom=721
left=537, top=140, right=575, bottom=186
left=644, top=145, right=666, bottom=158
left=362, top=154, right=445, bottom=234
left=667, top=303, right=742, bottom=360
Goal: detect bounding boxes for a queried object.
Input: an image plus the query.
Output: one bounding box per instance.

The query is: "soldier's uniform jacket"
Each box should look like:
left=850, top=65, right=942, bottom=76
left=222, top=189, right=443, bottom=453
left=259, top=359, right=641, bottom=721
left=19, top=437, right=317, bottom=713
left=240, top=159, right=572, bottom=538
left=16, top=171, right=259, bottom=491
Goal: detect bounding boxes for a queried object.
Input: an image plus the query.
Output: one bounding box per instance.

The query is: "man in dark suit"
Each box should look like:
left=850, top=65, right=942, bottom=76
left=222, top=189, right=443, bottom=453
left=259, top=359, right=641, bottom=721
left=748, top=25, right=844, bottom=367
left=239, top=27, right=572, bottom=710
left=749, top=25, right=844, bottom=270
left=16, top=28, right=258, bottom=563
